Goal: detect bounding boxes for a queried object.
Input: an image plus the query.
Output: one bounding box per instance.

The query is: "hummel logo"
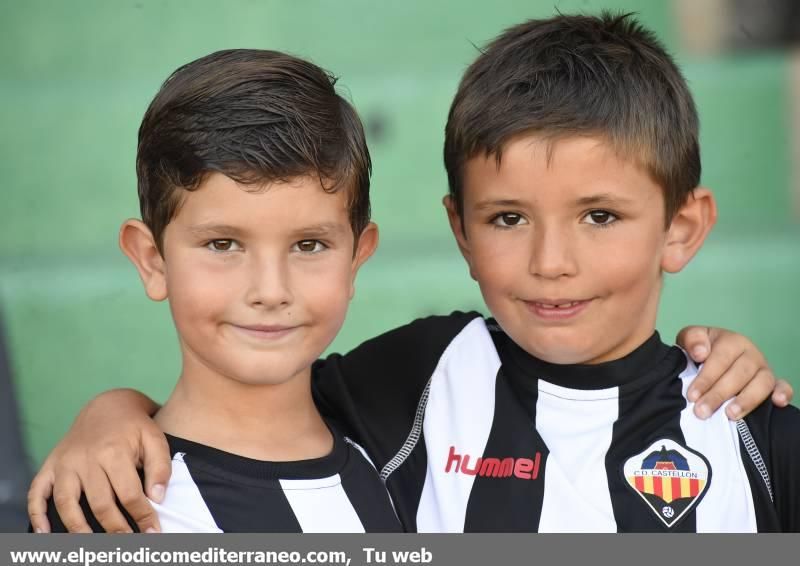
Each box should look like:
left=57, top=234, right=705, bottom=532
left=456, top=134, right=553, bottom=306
left=444, top=446, right=541, bottom=479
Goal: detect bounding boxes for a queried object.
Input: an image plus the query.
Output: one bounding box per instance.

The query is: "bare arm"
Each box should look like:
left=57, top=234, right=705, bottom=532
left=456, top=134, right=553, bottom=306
left=28, top=389, right=169, bottom=533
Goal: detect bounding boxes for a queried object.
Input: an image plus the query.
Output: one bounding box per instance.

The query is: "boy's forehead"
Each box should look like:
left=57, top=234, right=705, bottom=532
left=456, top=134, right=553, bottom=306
left=170, top=172, right=351, bottom=226
left=469, top=133, right=632, bottom=171
left=461, top=134, right=663, bottom=206
left=188, top=172, right=346, bottom=202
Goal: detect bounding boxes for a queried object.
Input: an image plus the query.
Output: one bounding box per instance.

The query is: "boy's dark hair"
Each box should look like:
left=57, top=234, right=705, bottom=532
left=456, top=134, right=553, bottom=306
left=137, top=49, right=371, bottom=250
left=444, top=12, right=700, bottom=225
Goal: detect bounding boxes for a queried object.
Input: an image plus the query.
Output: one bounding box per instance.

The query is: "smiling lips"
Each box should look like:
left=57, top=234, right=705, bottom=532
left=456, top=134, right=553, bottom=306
left=524, top=299, right=592, bottom=320
left=229, top=323, right=300, bottom=340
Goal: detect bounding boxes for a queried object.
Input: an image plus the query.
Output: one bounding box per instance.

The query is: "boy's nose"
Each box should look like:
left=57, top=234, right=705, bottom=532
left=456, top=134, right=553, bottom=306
left=245, top=257, right=293, bottom=309
left=528, top=226, right=578, bottom=279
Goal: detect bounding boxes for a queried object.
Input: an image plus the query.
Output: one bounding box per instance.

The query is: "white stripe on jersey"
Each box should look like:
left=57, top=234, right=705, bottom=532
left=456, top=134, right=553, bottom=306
left=279, top=475, right=365, bottom=533
left=152, top=452, right=222, bottom=533
left=416, top=318, right=501, bottom=532
left=677, top=355, right=758, bottom=532
left=535, top=380, right=618, bottom=532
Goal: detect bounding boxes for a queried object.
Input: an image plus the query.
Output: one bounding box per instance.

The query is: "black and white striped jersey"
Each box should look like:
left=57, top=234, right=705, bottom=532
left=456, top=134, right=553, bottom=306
left=45, top=423, right=401, bottom=533
left=313, top=312, right=800, bottom=532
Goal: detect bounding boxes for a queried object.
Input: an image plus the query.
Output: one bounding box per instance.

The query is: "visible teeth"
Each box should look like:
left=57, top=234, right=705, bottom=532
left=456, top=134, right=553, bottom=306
left=539, top=301, right=579, bottom=309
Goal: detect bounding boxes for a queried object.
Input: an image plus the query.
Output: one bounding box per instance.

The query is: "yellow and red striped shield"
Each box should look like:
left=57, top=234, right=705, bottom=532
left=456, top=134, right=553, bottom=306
left=622, top=439, right=711, bottom=528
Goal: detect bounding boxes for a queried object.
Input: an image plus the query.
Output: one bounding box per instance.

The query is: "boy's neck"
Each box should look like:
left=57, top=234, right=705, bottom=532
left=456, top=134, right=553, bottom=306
left=155, top=362, right=332, bottom=462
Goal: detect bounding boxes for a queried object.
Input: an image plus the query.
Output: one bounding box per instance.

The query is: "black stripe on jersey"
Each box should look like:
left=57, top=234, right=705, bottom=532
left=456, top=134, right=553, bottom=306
left=739, top=400, right=800, bottom=532
left=186, top=466, right=302, bottom=532
left=767, top=404, right=800, bottom=531
left=463, top=367, right=548, bottom=532
left=607, top=347, right=696, bottom=532
left=384, top=435, right=427, bottom=532
left=339, top=447, right=403, bottom=532
left=737, top=418, right=780, bottom=531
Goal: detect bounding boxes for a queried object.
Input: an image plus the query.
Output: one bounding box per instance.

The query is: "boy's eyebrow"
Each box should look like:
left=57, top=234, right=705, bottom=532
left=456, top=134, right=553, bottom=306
left=472, top=198, right=526, bottom=211
left=573, top=194, right=637, bottom=207
left=473, top=195, right=638, bottom=211
left=186, top=223, right=248, bottom=238
left=292, top=222, right=348, bottom=237
left=187, top=222, right=348, bottom=238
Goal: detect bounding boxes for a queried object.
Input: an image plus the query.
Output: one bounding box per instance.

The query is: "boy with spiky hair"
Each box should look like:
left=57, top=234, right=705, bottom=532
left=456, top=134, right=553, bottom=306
left=427, top=12, right=800, bottom=531
left=39, top=49, right=399, bottom=532
left=30, top=14, right=796, bottom=533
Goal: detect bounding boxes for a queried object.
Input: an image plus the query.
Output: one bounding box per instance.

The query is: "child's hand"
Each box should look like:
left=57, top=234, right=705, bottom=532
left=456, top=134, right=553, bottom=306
left=676, top=326, right=793, bottom=419
left=27, top=389, right=170, bottom=534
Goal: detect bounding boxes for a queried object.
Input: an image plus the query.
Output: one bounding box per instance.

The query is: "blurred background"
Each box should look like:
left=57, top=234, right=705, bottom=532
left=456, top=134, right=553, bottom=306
left=0, top=0, right=798, bottom=529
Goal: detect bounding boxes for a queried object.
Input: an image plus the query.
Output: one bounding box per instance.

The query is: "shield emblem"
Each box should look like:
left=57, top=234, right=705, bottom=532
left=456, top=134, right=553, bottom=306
left=622, top=438, right=711, bottom=528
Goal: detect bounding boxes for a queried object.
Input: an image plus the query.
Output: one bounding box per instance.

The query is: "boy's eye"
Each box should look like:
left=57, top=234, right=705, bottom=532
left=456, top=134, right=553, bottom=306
left=583, top=210, right=618, bottom=226
left=492, top=212, right=528, bottom=227
left=294, top=240, right=327, bottom=253
left=206, top=239, right=241, bottom=252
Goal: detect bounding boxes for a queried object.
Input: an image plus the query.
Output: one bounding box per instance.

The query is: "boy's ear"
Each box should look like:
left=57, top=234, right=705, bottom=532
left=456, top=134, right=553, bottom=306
left=119, top=219, right=168, bottom=301
left=443, top=195, right=477, bottom=280
left=661, top=187, right=718, bottom=273
left=349, top=222, right=379, bottom=299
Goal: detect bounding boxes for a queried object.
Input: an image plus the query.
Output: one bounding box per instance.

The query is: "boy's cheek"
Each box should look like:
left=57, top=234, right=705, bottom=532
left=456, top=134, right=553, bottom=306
left=307, top=279, right=353, bottom=323
left=168, top=271, right=231, bottom=308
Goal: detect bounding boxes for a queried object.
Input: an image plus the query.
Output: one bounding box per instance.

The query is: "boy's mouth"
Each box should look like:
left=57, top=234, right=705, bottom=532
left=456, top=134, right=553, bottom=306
left=523, top=299, right=592, bottom=321
left=229, top=323, right=300, bottom=340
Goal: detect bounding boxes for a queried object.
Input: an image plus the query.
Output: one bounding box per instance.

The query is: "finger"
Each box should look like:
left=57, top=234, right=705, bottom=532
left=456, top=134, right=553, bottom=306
left=721, top=367, right=776, bottom=420
left=772, top=379, right=794, bottom=407
left=693, top=353, right=759, bottom=419
left=676, top=325, right=712, bottom=363
left=141, top=429, right=172, bottom=504
left=84, top=462, right=133, bottom=533
left=685, top=332, right=746, bottom=403
left=27, top=469, right=54, bottom=533
left=52, top=470, right=93, bottom=533
left=105, top=454, right=161, bottom=533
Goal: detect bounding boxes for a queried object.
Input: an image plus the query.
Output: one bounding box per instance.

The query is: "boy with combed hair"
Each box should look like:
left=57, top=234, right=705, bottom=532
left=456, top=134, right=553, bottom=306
left=39, top=49, right=399, bottom=533
left=30, top=14, right=796, bottom=533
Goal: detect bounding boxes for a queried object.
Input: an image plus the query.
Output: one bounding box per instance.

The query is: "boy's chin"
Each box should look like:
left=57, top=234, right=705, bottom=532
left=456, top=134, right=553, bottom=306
left=516, top=332, right=602, bottom=366
left=534, top=349, right=594, bottom=366
left=217, top=359, right=315, bottom=387
left=524, top=336, right=641, bottom=366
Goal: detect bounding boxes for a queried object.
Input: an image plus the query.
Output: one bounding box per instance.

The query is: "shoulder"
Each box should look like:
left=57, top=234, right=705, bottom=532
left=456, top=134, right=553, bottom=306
left=336, top=311, right=486, bottom=363
left=741, top=400, right=800, bottom=449
left=742, top=401, right=800, bottom=531
left=315, top=311, right=487, bottom=394
left=742, top=400, right=800, bottom=462
left=318, top=311, right=492, bottom=398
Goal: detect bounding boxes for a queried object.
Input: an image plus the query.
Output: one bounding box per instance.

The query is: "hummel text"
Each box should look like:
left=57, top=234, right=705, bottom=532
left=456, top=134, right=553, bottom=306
left=444, top=446, right=541, bottom=479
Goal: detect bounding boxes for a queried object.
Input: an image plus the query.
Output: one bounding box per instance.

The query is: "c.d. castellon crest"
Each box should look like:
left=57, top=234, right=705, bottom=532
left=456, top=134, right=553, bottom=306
left=622, top=438, right=712, bottom=528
